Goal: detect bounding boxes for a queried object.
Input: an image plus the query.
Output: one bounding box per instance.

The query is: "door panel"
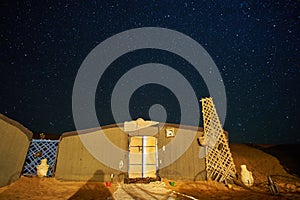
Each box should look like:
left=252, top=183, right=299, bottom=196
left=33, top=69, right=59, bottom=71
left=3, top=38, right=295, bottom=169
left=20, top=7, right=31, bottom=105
left=144, top=147, right=156, bottom=164
left=129, top=136, right=157, bottom=178
left=143, top=165, right=157, bottom=177
left=144, top=136, right=156, bottom=146
left=130, top=137, right=143, bottom=146
left=129, top=146, right=142, bottom=165
left=129, top=165, right=142, bottom=178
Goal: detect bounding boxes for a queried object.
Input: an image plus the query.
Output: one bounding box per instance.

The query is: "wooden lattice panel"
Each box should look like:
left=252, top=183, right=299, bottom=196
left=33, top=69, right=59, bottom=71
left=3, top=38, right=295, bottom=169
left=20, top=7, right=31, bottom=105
left=23, top=139, right=59, bottom=177
left=201, top=97, right=236, bottom=183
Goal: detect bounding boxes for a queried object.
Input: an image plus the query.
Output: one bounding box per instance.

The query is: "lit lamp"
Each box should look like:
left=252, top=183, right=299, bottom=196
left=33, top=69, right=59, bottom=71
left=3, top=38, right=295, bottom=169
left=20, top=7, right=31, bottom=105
left=165, top=128, right=175, bottom=137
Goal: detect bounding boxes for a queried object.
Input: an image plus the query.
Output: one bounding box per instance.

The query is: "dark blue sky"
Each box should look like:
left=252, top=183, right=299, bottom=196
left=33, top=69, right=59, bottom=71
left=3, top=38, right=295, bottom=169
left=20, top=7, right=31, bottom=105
left=0, top=1, right=299, bottom=143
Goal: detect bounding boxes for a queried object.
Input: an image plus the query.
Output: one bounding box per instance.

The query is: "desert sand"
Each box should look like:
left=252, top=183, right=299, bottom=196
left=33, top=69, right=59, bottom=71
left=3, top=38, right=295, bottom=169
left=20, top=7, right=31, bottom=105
left=0, top=144, right=299, bottom=200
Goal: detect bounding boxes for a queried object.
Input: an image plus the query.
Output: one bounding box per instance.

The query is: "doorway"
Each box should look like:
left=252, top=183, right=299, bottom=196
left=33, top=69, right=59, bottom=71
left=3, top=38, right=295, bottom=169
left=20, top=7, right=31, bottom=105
left=128, top=136, right=157, bottom=178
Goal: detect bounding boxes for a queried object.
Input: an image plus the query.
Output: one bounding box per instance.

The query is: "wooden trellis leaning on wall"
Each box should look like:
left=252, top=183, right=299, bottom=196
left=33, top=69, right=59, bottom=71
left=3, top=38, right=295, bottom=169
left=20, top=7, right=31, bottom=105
left=200, top=97, right=237, bottom=183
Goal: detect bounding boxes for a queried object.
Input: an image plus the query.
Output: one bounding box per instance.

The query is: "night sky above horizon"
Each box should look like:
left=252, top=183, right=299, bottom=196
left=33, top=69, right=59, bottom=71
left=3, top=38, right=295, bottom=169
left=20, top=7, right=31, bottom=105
left=0, top=1, right=299, bottom=144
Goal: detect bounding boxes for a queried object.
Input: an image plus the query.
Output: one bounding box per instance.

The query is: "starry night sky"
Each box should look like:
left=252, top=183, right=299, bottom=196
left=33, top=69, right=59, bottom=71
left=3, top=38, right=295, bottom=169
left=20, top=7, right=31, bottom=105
left=0, top=1, right=299, bottom=144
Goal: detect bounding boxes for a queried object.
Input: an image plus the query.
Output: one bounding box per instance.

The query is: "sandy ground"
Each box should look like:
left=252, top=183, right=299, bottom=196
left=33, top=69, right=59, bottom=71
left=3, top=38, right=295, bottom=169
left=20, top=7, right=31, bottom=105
left=0, top=176, right=114, bottom=200
left=0, top=144, right=299, bottom=200
left=113, top=181, right=177, bottom=199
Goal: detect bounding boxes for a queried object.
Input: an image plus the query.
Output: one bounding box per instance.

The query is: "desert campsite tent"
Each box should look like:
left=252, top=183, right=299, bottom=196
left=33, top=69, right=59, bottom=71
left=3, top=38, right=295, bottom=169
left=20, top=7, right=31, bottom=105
left=0, top=114, right=33, bottom=187
left=55, top=98, right=236, bottom=183
left=55, top=120, right=207, bottom=182
left=0, top=97, right=236, bottom=185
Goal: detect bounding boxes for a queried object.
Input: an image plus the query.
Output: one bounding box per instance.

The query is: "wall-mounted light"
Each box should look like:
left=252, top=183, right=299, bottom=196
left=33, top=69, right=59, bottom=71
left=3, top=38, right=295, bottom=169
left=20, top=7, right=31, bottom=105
left=165, top=128, right=175, bottom=137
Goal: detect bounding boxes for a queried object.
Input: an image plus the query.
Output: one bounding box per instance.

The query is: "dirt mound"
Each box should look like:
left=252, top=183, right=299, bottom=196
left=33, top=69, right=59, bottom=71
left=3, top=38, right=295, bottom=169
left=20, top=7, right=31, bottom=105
left=255, top=144, right=300, bottom=177
left=230, top=144, right=294, bottom=183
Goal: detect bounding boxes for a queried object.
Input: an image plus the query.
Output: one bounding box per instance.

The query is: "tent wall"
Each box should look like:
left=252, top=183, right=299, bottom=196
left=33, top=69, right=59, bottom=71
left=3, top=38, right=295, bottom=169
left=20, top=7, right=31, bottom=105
left=0, top=114, right=32, bottom=187
left=55, top=123, right=206, bottom=182
left=157, top=125, right=206, bottom=181
left=55, top=126, right=128, bottom=182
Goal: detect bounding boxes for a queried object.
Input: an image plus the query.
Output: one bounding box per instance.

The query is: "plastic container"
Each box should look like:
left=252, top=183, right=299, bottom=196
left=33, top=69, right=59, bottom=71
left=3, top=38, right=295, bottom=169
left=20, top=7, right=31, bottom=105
left=106, top=181, right=111, bottom=187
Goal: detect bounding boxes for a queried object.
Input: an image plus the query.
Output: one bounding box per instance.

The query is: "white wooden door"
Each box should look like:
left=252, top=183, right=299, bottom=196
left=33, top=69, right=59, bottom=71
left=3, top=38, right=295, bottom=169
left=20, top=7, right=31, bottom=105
left=129, top=136, right=157, bottom=178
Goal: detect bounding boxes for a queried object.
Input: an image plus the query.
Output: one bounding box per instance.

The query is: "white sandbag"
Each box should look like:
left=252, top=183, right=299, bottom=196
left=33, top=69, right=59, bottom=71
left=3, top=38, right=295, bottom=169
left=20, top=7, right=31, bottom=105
left=37, top=158, right=49, bottom=177
left=240, top=164, right=254, bottom=187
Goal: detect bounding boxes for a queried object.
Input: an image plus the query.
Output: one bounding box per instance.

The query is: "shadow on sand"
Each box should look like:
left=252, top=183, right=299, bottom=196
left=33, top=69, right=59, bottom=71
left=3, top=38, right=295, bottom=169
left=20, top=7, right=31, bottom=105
left=68, top=170, right=112, bottom=200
